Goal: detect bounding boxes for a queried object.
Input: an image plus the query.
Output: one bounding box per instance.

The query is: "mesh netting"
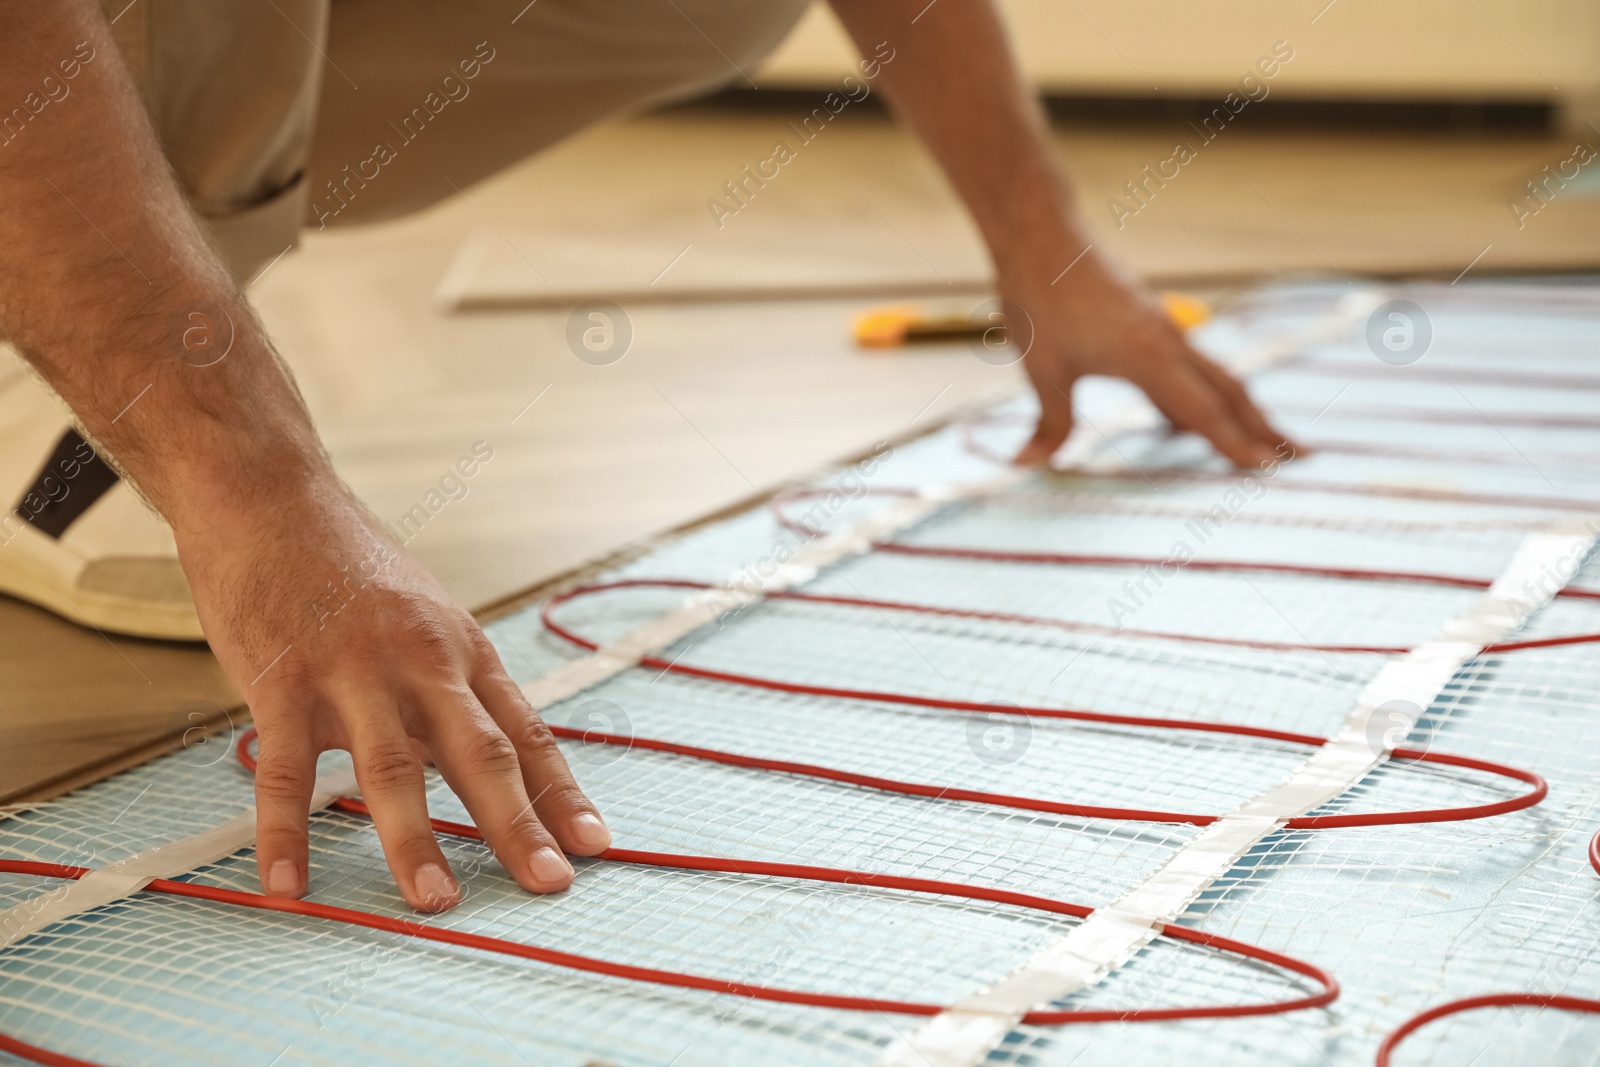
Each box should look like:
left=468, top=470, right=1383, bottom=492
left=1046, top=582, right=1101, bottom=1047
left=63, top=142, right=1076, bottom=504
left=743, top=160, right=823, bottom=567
left=3, top=280, right=1600, bottom=1066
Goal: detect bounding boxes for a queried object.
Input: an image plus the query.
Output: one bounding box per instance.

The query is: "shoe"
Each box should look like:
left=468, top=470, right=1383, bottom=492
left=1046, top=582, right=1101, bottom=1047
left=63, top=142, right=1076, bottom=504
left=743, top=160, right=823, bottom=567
left=0, top=356, right=204, bottom=642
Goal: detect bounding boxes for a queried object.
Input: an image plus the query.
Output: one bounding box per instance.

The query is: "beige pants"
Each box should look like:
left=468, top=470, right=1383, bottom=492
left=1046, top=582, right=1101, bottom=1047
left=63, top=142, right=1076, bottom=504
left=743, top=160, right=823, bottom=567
left=102, top=0, right=813, bottom=278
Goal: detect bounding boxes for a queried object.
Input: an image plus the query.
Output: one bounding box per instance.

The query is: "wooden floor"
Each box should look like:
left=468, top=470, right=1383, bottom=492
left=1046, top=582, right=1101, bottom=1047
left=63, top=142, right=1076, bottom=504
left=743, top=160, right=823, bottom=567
left=6, top=104, right=1600, bottom=803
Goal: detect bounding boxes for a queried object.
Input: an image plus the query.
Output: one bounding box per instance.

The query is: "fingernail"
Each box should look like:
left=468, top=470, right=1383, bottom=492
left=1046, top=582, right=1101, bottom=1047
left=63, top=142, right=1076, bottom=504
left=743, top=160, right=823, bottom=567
left=528, top=846, right=574, bottom=889
left=570, top=812, right=611, bottom=850
left=266, top=859, right=301, bottom=897
left=413, top=863, right=459, bottom=910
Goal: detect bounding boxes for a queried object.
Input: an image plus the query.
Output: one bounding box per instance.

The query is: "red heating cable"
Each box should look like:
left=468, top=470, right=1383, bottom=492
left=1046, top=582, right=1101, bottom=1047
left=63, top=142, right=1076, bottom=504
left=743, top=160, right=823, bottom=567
left=6, top=420, right=1592, bottom=1063
left=537, top=579, right=1547, bottom=830
left=551, top=567, right=1597, bottom=1067
left=1271, top=404, right=1600, bottom=432
left=947, top=409, right=1600, bottom=875
left=953, top=409, right=1600, bottom=467
left=1375, top=992, right=1600, bottom=1066
left=548, top=573, right=1600, bottom=664
left=970, top=458, right=1600, bottom=519
left=0, top=797, right=1339, bottom=1067
left=0, top=853, right=1337, bottom=1032
left=774, top=487, right=1600, bottom=649
left=544, top=724, right=1544, bottom=831
left=1273, top=359, right=1600, bottom=393
left=782, top=488, right=1558, bottom=540
left=1062, top=469, right=1600, bottom=517
left=772, top=490, right=1600, bottom=603
left=0, top=594, right=1571, bottom=1063
left=1294, top=438, right=1595, bottom=470
left=872, top=545, right=1600, bottom=609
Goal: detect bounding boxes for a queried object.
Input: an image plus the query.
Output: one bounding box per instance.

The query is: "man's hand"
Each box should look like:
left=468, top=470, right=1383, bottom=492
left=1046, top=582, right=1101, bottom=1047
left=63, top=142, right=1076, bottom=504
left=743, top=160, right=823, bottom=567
left=828, top=0, right=1295, bottom=470
left=0, top=1, right=606, bottom=913
left=179, top=465, right=611, bottom=913
left=997, top=247, right=1294, bottom=468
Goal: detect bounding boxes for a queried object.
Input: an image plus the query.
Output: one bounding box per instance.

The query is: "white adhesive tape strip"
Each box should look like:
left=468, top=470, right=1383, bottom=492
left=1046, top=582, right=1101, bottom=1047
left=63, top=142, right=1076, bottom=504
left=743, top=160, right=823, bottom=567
left=879, top=518, right=1599, bottom=1067
left=0, top=768, right=357, bottom=952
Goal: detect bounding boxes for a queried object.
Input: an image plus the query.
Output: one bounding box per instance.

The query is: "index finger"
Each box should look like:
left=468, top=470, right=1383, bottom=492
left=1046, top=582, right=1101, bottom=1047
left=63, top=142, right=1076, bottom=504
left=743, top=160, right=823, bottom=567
left=476, top=667, right=612, bottom=858
left=1126, top=347, right=1280, bottom=469
left=419, top=689, right=575, bottom=895
left=1182, top=346, right=1301, bottom=458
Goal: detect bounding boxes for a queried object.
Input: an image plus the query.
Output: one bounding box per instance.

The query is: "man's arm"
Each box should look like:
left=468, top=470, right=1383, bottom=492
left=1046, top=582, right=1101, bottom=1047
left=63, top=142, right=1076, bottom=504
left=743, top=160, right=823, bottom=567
left=0, top=1, right=607, bottom=910
left=829, top=0, right=1294, bottom=468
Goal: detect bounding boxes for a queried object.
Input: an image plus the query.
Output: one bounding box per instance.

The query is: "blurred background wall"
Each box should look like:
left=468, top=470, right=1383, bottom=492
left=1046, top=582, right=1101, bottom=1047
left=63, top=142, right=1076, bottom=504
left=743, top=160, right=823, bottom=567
left=759, top=0, right=1600, bottom=129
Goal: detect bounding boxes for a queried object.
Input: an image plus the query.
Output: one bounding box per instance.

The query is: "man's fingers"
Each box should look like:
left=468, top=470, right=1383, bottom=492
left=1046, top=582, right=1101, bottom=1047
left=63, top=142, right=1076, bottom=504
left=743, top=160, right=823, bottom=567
left=1014, top=375, right=1075, bottom=467
left=1183, top=347, right=1301, bottom=458
left=253, top=723, right=317, bottom=900
left=1131, top=353, right=1278, bottom=469
left=477, top=670, right=612, bottom=858
left=421, top=687, right=574, bottom=894
left=347, top=704, right=460, bottom=912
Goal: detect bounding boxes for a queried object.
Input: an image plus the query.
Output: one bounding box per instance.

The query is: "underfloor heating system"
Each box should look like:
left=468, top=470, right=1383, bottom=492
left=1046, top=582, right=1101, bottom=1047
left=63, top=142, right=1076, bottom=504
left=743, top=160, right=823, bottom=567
left=3, top=279, right=1600, bottom=1066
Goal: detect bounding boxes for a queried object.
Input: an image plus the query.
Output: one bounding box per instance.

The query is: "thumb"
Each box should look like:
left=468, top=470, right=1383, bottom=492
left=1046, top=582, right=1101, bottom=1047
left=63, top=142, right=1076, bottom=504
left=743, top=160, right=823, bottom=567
left=1012, top=383, right=1074, bottom=467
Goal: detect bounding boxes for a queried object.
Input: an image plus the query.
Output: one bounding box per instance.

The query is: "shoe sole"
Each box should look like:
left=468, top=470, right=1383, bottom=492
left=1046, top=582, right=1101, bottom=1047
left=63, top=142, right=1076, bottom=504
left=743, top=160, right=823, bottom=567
left=0, top=531, right=205, bottom=642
